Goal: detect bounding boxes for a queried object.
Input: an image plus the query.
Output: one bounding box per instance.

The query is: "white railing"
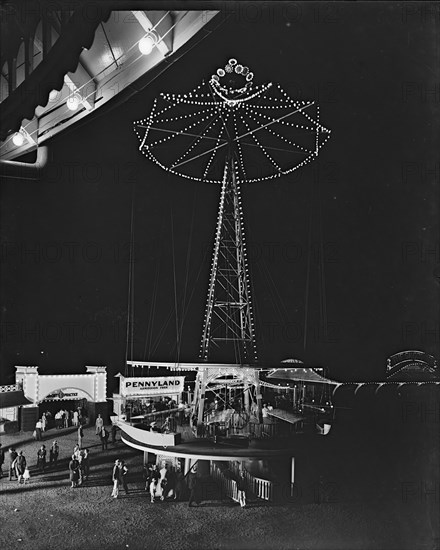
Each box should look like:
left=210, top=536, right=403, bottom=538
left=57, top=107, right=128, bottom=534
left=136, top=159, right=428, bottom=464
left=212, top=462, right=273, bottom=502
left=229, top=461, right=273, bottom=501
left=210, top=463, right=239, bottom=502
left=247, top=474, right=272, bottom=501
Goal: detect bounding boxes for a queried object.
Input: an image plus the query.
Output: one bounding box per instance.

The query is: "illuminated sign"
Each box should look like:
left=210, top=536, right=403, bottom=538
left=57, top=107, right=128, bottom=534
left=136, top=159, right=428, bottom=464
left=43, top=388, right=86, bottom=401
left=122, top=376, right=185, bottom=396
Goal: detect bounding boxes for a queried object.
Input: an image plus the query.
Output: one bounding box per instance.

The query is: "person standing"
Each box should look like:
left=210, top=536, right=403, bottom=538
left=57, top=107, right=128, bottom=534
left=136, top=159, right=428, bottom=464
left=77, top=425, right=84, bottom=449
left=35, top=419, right=43, bottom=441
left=237, top=471, right=247, bottom=508
left=111, top=459, right=121, bottom=498
left=49, top=441, right=59, bottom=467
left=119, top=460, right=129, bottom=495
left=81, top=448, right=90, bottom=481
left=73, top=410, right=79, bottom=427
left=174, top=465, right=184, bottom=501
left=23, top=466, right=31, bottom=484
left=72, top=444, right=81, bottom=461
left=100, top=426, right=109, bottom=450
left=188, top=466, right=201, bottom=507
left=41, top=413, right=47, bottom=433
left=13, top=451, right=26, bottom=483
left=69, top=454, right=80, bottom=488
left=159, top=462, right=169, bottom=501
left=8, top=448, right=18, bottom=480
left=111, top=423, right=117, bottom=445
left=36, top=445, right=47, bottom=473
left=0, top=443, right=4, bottom=479
left=95, top=414, right=104, bottom=435
left=55, top=411, right=61, bottom=429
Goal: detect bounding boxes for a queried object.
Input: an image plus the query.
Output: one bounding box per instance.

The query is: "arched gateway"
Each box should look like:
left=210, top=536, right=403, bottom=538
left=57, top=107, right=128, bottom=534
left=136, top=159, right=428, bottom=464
left=15, top=365, right=107, bottom=431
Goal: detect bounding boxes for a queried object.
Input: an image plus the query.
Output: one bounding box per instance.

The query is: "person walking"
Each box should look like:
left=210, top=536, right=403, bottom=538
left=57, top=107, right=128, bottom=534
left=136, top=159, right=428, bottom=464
left=188, top=465, right=201, bottom=507
left=13, top=451, right=27, bottom=484
left=111, top=459, right=121, bottom=498
left=95, top=414, right=104, bottom=435
left=77, top=425, right=84, bottom=449
left=36, top=445, right=47, bottom=473
left=100, top=426, right=109, bottom=450
left=237, top=471, right=247, bottom=508
left=49, top=441, right=59, bottom=468
left=8, top=448, right=18, bottom=480
left=69, top=455, right=80, bottom=488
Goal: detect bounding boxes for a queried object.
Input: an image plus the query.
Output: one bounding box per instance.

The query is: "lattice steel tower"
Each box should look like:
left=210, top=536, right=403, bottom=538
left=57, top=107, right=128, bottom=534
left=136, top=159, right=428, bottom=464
left=200, top=149, right=256, bottom=363
left=134, top=57, right=331, bottom=365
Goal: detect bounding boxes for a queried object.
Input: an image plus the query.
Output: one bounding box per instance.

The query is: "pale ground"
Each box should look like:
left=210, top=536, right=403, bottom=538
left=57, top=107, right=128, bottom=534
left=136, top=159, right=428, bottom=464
left=0, top=425, right=436, bottom=550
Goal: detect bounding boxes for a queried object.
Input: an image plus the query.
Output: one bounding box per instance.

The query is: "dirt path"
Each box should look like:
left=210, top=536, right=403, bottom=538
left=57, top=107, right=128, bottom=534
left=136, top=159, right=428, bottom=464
left=0, top=427, right=434, bottom=549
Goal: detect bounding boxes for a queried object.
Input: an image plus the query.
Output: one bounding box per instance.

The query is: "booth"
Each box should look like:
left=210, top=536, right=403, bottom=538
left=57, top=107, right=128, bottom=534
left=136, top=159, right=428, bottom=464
left=112, top=374, right=186, bottom=420
left=15, top=365, right=108, bottom=430
left=0, top=383, right=33, bottom=433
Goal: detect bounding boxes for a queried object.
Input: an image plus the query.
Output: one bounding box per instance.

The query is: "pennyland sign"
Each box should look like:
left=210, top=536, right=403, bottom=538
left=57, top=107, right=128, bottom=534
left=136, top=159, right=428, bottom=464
left=122, top=376, right=185, bottom=396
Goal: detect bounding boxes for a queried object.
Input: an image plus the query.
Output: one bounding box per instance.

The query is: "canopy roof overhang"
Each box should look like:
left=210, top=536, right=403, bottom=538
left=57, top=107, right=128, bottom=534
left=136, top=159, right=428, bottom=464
left=0, top=390, right=33, bottom=408
left=267, top=367, right=340, bottom=385
left=0, top=5, right=220, bottom=163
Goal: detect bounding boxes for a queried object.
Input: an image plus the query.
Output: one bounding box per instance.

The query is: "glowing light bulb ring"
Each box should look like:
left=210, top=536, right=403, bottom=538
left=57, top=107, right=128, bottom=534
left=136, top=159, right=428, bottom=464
left=210, top=59, right=253, bottom=96
left=134, top=58, right=332, bottom=184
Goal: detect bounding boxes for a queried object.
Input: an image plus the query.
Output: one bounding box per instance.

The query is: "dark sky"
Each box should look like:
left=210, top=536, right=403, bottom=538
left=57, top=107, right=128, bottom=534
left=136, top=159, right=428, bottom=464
left=1, top=2, right=439, bottom=389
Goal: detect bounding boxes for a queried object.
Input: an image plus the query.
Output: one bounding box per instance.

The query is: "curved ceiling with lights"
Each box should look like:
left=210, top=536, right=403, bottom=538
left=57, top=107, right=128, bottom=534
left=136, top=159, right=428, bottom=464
left=0, top=2, right=219, bottom=162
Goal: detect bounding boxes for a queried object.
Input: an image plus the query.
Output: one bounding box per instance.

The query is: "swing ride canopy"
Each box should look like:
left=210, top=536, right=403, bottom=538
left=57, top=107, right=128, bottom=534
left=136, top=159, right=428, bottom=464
left=267, top=367, right=340, bottom=385
left=134, top=57, right=331, bottom=184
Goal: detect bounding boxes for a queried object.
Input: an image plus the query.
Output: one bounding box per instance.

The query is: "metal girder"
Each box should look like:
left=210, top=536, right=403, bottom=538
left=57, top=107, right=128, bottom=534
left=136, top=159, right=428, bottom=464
left=200, top=152, right=257, bottom=364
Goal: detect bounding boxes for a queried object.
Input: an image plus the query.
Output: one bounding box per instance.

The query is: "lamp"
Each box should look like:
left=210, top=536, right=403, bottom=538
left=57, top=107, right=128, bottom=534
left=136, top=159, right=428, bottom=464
left=66, top=93, right=82, bottom=111
left=139, top=33, right=157, bottom=55
left=12, top=130, right=25, bottom=147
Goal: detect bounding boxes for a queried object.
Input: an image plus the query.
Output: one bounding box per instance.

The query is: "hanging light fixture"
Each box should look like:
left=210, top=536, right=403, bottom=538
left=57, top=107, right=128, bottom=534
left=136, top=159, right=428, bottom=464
left=66, top=93, right=82, bottom=111
left=49, top=89, right=59, bottom=102
left=138, top=32, right=158, bottom=55
left=12, top=129, right=26, bottom=147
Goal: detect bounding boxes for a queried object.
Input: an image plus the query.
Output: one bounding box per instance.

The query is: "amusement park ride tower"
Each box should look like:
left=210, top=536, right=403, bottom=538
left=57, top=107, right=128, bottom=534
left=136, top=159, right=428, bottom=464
left=134, top=58, right=331, bottom=428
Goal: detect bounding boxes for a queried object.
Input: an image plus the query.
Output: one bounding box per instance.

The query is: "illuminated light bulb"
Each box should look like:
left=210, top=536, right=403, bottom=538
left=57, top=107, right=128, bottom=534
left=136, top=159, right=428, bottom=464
left=12, top=131, right=25, bottom=147
left=139, top=34, right=156, bottom=55
left=49, top=89, right=59, bottom=102
left=66, top=93, right=82, bottom=111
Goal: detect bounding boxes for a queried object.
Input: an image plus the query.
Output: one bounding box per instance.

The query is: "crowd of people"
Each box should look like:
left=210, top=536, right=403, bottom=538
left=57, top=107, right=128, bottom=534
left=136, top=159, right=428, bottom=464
left=0, top=446, right=29, bottom=483
left=143, top=461, right=186, bottom=503
left=1, top=439, right=249, bottom=508
left=68, top=446, right=91, bottom=488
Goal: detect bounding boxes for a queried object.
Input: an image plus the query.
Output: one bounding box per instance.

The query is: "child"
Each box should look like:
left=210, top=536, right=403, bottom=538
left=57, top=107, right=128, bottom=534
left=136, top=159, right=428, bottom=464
left=150, top=479, right=158, bottom=503
left=23, top=467, right=30, bottom=484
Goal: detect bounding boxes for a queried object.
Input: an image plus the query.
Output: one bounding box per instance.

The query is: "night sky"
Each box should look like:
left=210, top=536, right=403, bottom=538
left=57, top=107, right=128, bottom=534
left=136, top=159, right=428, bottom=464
left=1, top=2, right=438, bottom=390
